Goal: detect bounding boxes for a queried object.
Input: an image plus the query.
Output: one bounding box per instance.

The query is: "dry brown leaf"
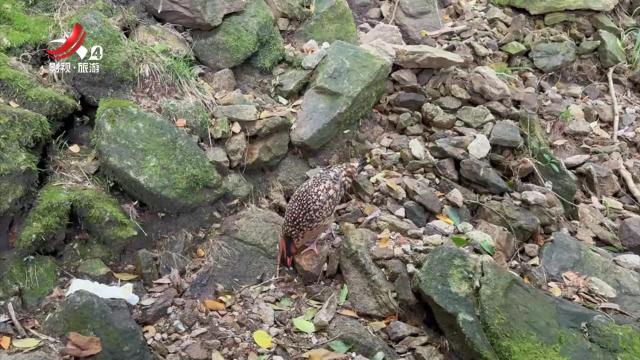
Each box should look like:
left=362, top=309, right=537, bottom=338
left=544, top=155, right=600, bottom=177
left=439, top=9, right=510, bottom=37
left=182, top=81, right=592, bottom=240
left=336, top=309, right=358, bottom=318
left=143, top=325, right=156, bottom=337
left=0, top=336, right=10, bottom=350
left=304, top=348, right=349, bottom=360
left=113, top=272, right=138, bottom=281
left=63, top=332, right=102, bottom=358
left=175, top=118, right=187, bottom=128
left=196, top=248, right=205, bottom=258
left=203, top=299, right=226, bottom=311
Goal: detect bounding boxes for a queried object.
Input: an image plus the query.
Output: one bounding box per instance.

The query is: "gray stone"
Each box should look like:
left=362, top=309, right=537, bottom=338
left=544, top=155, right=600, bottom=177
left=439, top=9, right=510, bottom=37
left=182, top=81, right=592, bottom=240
left=434, top=96, right=462, bottom=110
left=340, top=224, right=398, bottom=317
left=597, top=30, right=627, bottom=68
left=500, top=41, right=527, bottom=55
left=404, top=200, right=428, bottom=227
left=244, top=131, right=290, bottom=168
left=360, top=23, right=405, bottom=45
left=565, top=119, right=591, bottom=136
left=529, top=41, right=577, bottom=73
left=277, top=69, right=313, bottom=98
left=456, top=106, right=495, bottom=128
left=392, top=92, right=426, bottom=110
left=131, top=24, right=191, bottom=58
left=301, top=48, right=328, bottom=69
left=142, top=0, right=244, bottom=30
left=578, top=40, right=601, bottom=55
left=521, top=191, right=547, bottom=206
left=44, top=291, right=153, bottom=360
left=209, top=68, right=236, bottom=92
left=470, top=66, right=511, bottom=101
left=189, top=207, right=283, bottom=294
left=467, top=134, right=491, bottom=159
left=613, top=253, right=640, bottom=271
left=0, top=352, right=58, bottom=360
left=328, top=316, right=399, bottom=359
left=489, top=120, right=522, bottom=147
left=392, top=44, right=465, bottom=69
left=216, top=104, right=259, bottom=122
left=489, top=0, right=619, bottom=14
left=393, top=0, right=442, bottom=44
left=620, top=217, right=640, bottom=255
left=225, top=133, right=247, bottom=168
left=291, top=41, right=391, bottom=150
left=391, top=69, right=418, bottom=85
left=406, top=179, right=442, bottom=213
left=94, top=100, right=223, bottom=213
left=386, top=320, right=421, bottom=341
left=477, top=200, right=540, bottom=241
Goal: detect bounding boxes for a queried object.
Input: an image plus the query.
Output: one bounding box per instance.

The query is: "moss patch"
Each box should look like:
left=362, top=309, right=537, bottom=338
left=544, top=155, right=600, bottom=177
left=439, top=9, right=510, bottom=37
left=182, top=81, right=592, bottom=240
left=0, top=0, right=53, bottom=52
left=17, top=183, right=137, bottom=254
left=0, top=53, right=79, bottom=121
left=0, top=104, right=51, bottom=215
left=294, top=0, right=357, bottom=46
left=0, top=255, right=58, bottom=308
left=161, top=99, right=211, bottom=140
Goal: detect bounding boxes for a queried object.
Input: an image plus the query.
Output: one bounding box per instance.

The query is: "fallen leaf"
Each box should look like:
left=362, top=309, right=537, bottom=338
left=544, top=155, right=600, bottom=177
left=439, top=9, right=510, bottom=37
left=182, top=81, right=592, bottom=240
left=113, top=272, right=138, bottom=281
left=368, top=321, right=386, bottom=330
left=143, top=325, right=156, bottom=337
left=549, top=286, right=562, bottom=297
left=252, top=330, right=272, bottom=349
left=203, top=299, right=226, bottom=311
left=68, top=144, right=81, bottom=153
left=336, top=309, right=358, bottom=318
left=338, top=284, right=348, bottom=306
left=63, top=332, right=102, bottom=358
left=292, top=317, right=316, bottom=333
left=451, top=235, right=468, bottom=247
left=196, top=248, right=205, bottom=258
left=480, top=240, right=495, bottom=256
left=175, top=118, right=187, bottom=128
left=328, top=340, right=351, bottom=354
left=303, top=348, right=349, bottom=360
left=152, top=277, right=172, bottom=284
left=12, top=338, right=40, bottom=349
left=436, top=214, right=454, bottom=225
left=303, top=307, right=318, bottom=321
left=378, top=229, right=391, bottom=248
left=0, top=336, right=10, bottom=350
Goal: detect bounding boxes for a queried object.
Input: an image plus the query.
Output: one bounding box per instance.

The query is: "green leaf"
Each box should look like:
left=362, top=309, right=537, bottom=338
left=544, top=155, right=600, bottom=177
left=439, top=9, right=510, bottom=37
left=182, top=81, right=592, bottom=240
left=338, top=284, right=348, bottom=305
left=451, top=235, right=469, bottom=247
left=303, top=307, right=318, bottom=321
left=292, top=317, right=316, bottom=334
left=252, top=330, right=273, bottom=349
left=372, top=352, right=385, bottom=360
left=443, top=206, right=462, bottom=226
left=480, top=240, right=495, bottom=256
left=274, top=297, right=292, bottom=310
left=12, top=338, right=40, bottom=348
left=549, top=163, right=560, bottom=173
left=328, top=340, right=351, bottom=353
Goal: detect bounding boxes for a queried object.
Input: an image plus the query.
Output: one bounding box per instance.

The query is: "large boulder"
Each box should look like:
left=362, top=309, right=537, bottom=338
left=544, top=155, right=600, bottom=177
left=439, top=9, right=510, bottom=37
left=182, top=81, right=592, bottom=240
left=291, top=41, right=390, bottom=150
left=142, top=0, right=245, bottom=30
left=66, top=4, right=137, bottom=105
left=192, top=0, right=284, bottom=72
left=393, top=0, right=443, bottom=44
left=0, top=255, right=57, bottom=308
left=17, top=184, right=138, bottom=254
left=44, top=291, right=153, bottom=360
left=541, top=232, right=640, bottom=318
left=490, top=0, right=619, bottom=14
left=0, top=104, right=50, bottom=216
left=189, top=207, right=283, bottom=294
left=294, top=0, right=357, bottom=46
left=340, top=224, right=398, bottom=317
left=94, top=99, right=223, bottom=213
left=0, top=53, right=78, bottom=122
left=416, top=246, right=640, bottom=360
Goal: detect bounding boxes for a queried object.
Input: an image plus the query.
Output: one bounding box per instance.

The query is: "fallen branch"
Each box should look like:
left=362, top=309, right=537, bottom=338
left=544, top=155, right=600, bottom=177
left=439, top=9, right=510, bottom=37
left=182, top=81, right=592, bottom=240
left=617, top=160, right=640, bottom=204
left=607, top=65, right=620, bottom=142
left=428, top=25, right=469, bottom=37
left=6, top=303, right=26, bottom=337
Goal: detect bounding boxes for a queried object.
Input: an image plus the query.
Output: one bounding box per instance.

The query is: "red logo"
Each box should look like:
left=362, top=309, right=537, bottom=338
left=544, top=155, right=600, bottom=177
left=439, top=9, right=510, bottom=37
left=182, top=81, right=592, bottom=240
left=47, top=23, right=87, bottom=60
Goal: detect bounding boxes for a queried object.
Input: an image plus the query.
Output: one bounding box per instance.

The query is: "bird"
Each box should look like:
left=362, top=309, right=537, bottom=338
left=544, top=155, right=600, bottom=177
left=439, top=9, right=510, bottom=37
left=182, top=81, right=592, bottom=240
left=279, top=159, right=366, bottom=268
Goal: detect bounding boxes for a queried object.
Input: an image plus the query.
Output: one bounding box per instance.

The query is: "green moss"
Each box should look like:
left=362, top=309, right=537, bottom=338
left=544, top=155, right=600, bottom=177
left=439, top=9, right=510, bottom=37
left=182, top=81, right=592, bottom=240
left=0, top=0, right=53, bottom=52
left=1, top=255, right=58, bottom=308
left=586, top=318, right=640, bottom=360
left=62, top=240, right=113, bottom=267
left=0, top=53, right=79, bottom=120
left=162, top=99, right=211, bottom=140
left=250, top=25, right=285, bottom=72
left=76, top=258, right=111, bottom=278
left=18, top=183, right=137, bottom=254
left=295, top=0, right=357, bottom=45
left=491, top=331, right=568, bottom=360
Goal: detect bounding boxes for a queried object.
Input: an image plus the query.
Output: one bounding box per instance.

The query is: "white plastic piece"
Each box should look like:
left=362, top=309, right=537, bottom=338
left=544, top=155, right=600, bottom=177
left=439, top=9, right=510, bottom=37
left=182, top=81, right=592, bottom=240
left=66, top=278, right=139, bottom=305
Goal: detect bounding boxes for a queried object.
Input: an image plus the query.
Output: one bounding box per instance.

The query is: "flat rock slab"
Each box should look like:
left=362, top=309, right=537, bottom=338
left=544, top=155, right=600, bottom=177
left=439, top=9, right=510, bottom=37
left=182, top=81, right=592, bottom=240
left=94, top=99, right=223, bottom=213
left=490, top=0, right=619, bottom=14
left=189, top=207, right=283, bottom=295
left=142, top=0, right=244, bottom=30
left=392, top=44, right=465, bottom=69
left=291, top=40, right=390, bottom=150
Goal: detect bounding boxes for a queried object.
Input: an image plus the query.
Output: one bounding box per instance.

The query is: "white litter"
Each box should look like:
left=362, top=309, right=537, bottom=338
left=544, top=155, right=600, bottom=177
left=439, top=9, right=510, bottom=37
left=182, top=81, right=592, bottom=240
left=66, top=278, right=139, bottom=305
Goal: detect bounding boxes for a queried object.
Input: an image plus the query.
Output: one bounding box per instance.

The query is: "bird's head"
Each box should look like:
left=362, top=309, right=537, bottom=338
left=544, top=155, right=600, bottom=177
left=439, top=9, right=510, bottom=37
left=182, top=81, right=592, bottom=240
left=279, top=236, right=296, bottom=268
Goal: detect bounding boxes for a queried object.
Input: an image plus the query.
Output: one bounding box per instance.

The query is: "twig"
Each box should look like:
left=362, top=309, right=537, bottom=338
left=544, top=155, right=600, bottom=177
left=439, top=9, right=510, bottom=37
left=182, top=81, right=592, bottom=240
left=607, top=65, right=620, bottom=142
left=388, top=0, right=400, bottom=25
left=617, top=160, right=640, bottom=203
left=28, top=328, right=59, bottom=343
left=6, top=303, right=26, bottom=337
left=427, top=25, right=469, bottom=37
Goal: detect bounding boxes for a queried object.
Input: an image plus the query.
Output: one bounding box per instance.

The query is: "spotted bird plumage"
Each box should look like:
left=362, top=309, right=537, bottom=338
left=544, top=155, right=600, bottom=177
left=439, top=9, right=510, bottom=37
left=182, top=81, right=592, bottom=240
left=280, top=160, right=364, bottom=267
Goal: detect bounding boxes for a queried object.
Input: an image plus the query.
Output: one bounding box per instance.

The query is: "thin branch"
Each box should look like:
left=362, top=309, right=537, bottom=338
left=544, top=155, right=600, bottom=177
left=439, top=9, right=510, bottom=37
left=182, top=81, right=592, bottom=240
left=6, top=303, right=26, bottom=337
left=607, top=65, right=620, bottom=142
left=617, top=160, right=640, bottom=203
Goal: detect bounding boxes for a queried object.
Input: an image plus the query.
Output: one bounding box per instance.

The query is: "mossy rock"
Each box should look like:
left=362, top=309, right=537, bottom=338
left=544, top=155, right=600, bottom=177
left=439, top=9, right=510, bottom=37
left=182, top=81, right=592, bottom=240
left=0, top=255, right=58, bottom=308
left=94, top=99, right=224, bottom=213
left=17, top=184, right=137, bottom=254
left=0, top=104, right=51, bottom=216
left=66, top=2, right=137, bottom=105
left=44, top=291, right=153, bottom=360
left=597, top=30, right=626, bottom=68
left=518, top=112, right=577, bottom=217
left=0, top=0, right=54, bottom=53
left=294, top=0, right=357, bottom=46
left=489, top=0, right=618, bottom=14
left=76, top=258, right=111, bottom=280
left=161, top=99, right=211, bottom=141
left=192, top=0, right=284, bottom=72
left=0, top=53, right=79, bottom=121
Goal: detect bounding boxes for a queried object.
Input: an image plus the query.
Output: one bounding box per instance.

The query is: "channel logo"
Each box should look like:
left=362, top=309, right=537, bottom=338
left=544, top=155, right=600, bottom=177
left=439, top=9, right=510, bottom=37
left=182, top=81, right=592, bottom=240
left=47, top=23, right=103, bottom=61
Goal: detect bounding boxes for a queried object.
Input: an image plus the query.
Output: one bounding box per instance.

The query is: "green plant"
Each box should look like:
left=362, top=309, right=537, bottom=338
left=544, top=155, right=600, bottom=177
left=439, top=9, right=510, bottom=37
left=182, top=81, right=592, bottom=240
left=542, top=152, right=560, bottom=173
left=559, top=107, right=573, bottom=123
left=621, top=27, right=640, bottom=68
